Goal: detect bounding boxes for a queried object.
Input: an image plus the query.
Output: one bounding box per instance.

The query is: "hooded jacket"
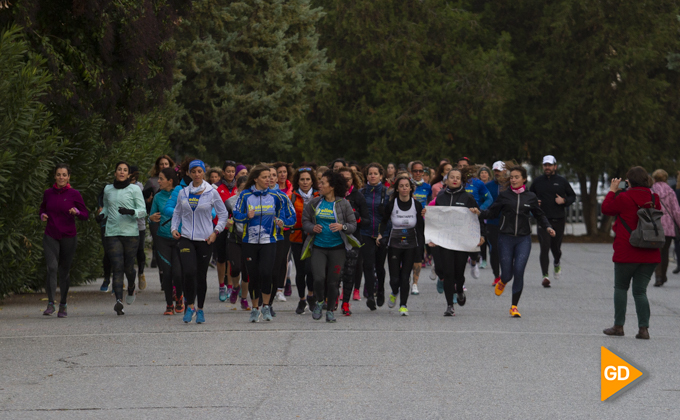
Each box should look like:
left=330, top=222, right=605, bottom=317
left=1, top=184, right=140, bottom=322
left=171, top=181, right=229, bottom=241
left=232, top=185, right=296, bottom=244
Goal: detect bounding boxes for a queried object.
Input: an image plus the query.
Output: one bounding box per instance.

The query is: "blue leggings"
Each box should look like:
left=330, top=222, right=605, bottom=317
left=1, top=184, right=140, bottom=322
left=498, top=234, right=532, bottom=306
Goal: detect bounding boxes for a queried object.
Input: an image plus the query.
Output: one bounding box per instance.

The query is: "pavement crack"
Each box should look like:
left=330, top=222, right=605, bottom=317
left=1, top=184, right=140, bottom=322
left=57, top=352, right=88, bottom=368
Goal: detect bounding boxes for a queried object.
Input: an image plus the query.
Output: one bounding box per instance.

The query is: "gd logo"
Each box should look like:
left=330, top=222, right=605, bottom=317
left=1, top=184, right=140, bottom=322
left=601, top=347, right=646, bottom=401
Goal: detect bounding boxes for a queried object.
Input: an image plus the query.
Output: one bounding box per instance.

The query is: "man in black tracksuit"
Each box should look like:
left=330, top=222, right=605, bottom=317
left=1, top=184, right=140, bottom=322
left=529, top=155, right=576, bottom=287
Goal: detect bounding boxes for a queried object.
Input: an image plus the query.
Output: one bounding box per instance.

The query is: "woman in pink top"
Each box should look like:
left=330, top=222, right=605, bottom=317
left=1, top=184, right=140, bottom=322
left=650, top=169, right=680, bottom=286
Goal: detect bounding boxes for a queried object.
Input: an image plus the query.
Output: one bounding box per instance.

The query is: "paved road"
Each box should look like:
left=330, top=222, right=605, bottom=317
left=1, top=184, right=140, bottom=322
left=1, top=243, right=679, bottom=419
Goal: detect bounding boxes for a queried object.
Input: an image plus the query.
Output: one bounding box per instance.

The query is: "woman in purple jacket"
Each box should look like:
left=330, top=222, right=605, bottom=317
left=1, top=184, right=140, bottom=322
left=650, top=169, right=680, bottom=287
left=39, top=164, right=89, bottom=317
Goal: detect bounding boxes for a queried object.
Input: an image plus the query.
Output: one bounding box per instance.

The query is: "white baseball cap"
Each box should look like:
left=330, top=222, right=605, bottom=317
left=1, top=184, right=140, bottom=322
left=492, top=161, right=506, bottom=171
left=542, top=155, right=557, bottom=165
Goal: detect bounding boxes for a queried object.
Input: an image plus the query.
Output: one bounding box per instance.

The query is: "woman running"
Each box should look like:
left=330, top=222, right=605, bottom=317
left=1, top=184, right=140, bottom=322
left=302, top=170, right=359, bottom=322
left=273, top=162, right=295, bottom=298
left=338, top=166, right=369, bottom=315
left=214, top=161, right=239, bottom=302
left=426, top=167, right=484, bottom=316
left=360, top=163, right=389, bottom=309
left=145, top=155, right=175, bottom=271
left=128, top=166, right=148, bottom=290
left=150, top=168, right=184, bottom=315
left=477, top=165, right=492, bottom=269
left=233, top=165, right=295, bottom=323
left=171, top=160, right=228, bottom=324
left=378, top=174, right=424, bottom=316
left=290, top=167, right=319, bottom=314
left=100, top=162, right=147, bottom=315
left=225, top=175, right=250, bottom=310
left=40, top=164, right=89, bottom=317
left=480, top=166, right=555, bottom=317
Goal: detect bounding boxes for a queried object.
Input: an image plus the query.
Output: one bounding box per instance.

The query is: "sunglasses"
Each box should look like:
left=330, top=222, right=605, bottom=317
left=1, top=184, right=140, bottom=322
left=224, top=160, right=236, bottom=166
left=412, top=169, right=424, bottom=173
left=298, top=167, right=313, bottom=172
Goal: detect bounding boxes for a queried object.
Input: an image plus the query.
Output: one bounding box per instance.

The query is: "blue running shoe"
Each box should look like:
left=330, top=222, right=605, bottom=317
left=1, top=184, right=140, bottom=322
left=249, top=308, right=261, bottom=323
left=436, top=279, right=444, bottom=294
left=219, top=286, right=228, bottom=302
left=261, top=305, right=273, bottom=321
left=183, top=307, right=195, bottom=323
left=196, top=309, right=205, bottom=324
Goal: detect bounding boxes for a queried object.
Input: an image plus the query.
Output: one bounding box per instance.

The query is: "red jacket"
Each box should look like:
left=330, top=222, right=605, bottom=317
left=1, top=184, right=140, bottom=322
left=213, top=183, right=238, bottom=225
left=601, top=187, right=661, bottom=264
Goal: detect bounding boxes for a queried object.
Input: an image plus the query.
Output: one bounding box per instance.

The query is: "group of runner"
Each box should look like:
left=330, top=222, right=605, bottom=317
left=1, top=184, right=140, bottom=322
left=38, top=154, right=576, bottom=322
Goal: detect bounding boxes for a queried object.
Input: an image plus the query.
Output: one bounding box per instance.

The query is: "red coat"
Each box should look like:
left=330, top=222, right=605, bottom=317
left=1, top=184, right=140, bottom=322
left=601, top=187, right=661, bottom=264
left=213, top=183, right=237, bottom=225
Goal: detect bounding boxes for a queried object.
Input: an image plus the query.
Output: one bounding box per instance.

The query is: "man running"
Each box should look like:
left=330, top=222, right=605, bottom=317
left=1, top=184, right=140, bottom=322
left=529, top=155, right=576, bottom=287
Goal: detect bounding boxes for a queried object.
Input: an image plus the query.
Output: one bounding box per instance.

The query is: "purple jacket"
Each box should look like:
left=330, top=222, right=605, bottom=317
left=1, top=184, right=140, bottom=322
left=39, top=186, right=89, bottom=240
left=651, top=181, right=680, bottom=238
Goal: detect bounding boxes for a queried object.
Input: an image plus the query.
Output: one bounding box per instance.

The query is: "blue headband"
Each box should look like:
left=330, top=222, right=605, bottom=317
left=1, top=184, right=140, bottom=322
left=188, top=160, right=206, bottom=173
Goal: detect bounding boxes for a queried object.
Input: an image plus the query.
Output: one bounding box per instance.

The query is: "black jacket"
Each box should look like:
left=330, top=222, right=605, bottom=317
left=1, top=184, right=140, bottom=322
left=345, top=188, right=370, bottom=232
left=480, top=189, right=552, bottom=236
left=529, top=174, right=576, bottom=219
left=434, top=187, right=486, bottom=237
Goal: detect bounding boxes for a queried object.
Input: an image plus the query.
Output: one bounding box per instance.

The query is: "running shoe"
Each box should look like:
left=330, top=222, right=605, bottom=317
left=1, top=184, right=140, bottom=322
left=542, top=276, right=551, bottom=288
left=554, top=265, right=561, bottom=279
left=493, top=277, right=501, bottom=287
left=494, top=280, right=506, bottom=296
left=196, top=309, right=206, bottom=324
left=342, top=301, right=351, bottom=316
left=421, top=261, right=426, bottom=268
left=240, top=298, right=250, bottom=311
left=363, top=285, right=369, bottom=299
left=411, top=284, right=419, bottom=295
left=139, top=273, right=146, bottom=291
left=226, top=287, right=232, bottom=301
left=230, top=286, right=240, bottom=304
left=376, top=293, right=385, bottom=307
left=399, top=306, right=409, bottom=316
left=444, top=305, right=455, bottom=317
left=470, top=262, right=480, bottom=279
left=270, top=306, right=277, bottom=317
left=429, top=270, right=438, bottom=281
left=352, top=289, right=361, bottom=301
left=436, top=278, right=444, bottom=294
left=296, top=300, right=307, bottom=315
left=43, top=302, right=55, bottom=316
left=100, top=281, right=111, bottom=292
left=125, top=287, right=136, bottom=305
left=308, top=299, right=317, bottom=313
left=366, top=297, right=377, bottom=311
left=284, top=279, right=292, bottom=297
left=509, top=305, right=521, bottom=318
left=219, top=286, right=228, bottom=302
left=457, top=291, right=466, bottom=307
left=209, top=256, right=216, bottom=268
left=175, top=295, right=184, bottom=314
left=57, top=304, right=67, bottom=318
left=261, top=305, right=273, bottom=321
left=249, top=307, right=261, bottom=323
left=275, top=290, right=286, bottom=302
left=164, top=305, right=174, bottom=315
left=183, top=307, right=195, bottom=323
left=312, top=302, right=323, bottom=320
left=326, top=311, right=337, bottom=323
left=480, top=259, right=487, bottom=269
left=387, top=294, right=397, bottom=309
left=322, top=301, right=327, bottom=310
left=114, top=299, right=125, bottom=316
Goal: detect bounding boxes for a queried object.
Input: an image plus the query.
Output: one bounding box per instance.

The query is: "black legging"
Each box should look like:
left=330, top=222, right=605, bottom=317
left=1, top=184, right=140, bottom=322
left=156, top=236, right=183, bottom=306
left=177, top=238, right=211, bottom=309
left=388, top=246, right=416, bottom=307
left=228, top=241, right=246, bottom=280
left=341, top=247, right=361, bottom=302
left=269, top=231, right=291, bottom=305
left=105, top=235, right=139, bottom=300
left=486, top=224, right=500, bottom=278
left=291, top=242, right=314, bottom=298
left=243, top=243, right=276, bottom=304
left=538, top=218, right=566, bottom=275
left=100, top=226, right=111, bottom=285
left=137, top=230, right=146, bottom=275
left=439, top=248, right=468, bottom=306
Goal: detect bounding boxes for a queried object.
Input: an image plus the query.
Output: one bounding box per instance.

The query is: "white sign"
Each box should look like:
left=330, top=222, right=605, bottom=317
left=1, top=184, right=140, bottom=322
left=424, top=206, right=481, bottom=252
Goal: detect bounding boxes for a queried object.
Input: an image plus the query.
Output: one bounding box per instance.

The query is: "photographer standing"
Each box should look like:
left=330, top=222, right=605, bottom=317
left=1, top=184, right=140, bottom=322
left=530, top=155, right=576, bottom=287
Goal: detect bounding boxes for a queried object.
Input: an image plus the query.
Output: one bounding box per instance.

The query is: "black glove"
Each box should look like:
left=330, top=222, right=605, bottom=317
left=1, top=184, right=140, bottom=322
left=95, top=213, right=106, bottom=224
left=118, top=207, right=135, bottom=216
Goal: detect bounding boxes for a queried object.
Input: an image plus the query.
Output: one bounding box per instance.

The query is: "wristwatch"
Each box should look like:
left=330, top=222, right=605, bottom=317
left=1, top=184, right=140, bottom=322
left=342, top=224, right=348, bottom=231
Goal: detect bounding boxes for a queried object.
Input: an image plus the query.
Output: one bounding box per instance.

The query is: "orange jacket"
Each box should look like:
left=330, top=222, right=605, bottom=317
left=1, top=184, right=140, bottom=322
left=290, top=189, right=319, bottom=243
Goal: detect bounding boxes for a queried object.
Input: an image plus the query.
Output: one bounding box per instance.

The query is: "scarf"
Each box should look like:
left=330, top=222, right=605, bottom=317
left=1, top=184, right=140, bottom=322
left=298, top=188, right=313, bottom=202
left=412, top=178, right=424, bottom=186
left=53, top=183, right=72, bottom=192
left=445, top=185, right=465, bottom=195
left=511, top=185, right=526, bottom=194
left=345, top=185, right=354, bottom=197
left=113, top=179, right=130, bottom=189
left=222, top=178, right=237, bottom=191
left=189, top=180, right=208, bottom=195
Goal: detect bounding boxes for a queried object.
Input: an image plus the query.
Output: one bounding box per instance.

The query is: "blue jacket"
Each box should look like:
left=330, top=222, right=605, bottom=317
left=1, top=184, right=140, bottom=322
left=413, top=181, right=432, bottom=208
left=360, top=183, right=389, bottom=238
left=484, top=180, right=502, bottom=225
left=465, top=178, right=493, bottom=210
left=150, top=189, right=173, bottom=238
left=233, top=186, right=296, bottom=244
left=270, top=184, right=297, bottom=240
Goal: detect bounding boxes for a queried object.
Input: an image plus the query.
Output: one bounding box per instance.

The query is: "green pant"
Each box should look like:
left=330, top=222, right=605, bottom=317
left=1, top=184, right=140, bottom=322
left=614, top=263, right=657, bottom=328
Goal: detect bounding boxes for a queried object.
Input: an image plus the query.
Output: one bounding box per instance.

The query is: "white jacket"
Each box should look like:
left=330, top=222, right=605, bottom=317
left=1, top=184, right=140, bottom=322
left=171, top=181, right=228, bottom=241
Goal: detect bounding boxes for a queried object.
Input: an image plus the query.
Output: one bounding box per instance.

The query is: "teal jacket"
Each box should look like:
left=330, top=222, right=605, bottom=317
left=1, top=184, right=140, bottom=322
left=102, top=184, right=147, bottom=237
left=150, top=189, right=172, bottom=239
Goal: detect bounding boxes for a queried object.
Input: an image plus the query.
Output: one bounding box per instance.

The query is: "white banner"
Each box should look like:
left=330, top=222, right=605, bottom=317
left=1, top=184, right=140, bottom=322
left=424, top=206, right=481, bottom=252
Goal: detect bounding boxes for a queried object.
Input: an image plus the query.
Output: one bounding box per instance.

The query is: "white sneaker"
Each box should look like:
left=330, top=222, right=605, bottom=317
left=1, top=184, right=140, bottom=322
left=411, top=284, right=419, bottom=295
left=429, top=269, right=438, bottom=281
left=275, top=290, right=287, bottom=302
left=471, top=263, right=480, bottom=279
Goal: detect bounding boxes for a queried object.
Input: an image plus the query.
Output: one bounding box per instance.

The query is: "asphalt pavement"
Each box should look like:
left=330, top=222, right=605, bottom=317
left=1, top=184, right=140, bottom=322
left=1, top=243, right=679, bottom=419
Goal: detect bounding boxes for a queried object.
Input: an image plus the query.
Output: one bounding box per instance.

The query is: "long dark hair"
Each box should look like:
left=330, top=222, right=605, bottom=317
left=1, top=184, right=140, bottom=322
left=160, top=167, right=179, bottom=187
left=390, top=174, right=415, bottom=201
left=150, top=155, right=176, bottom=177
left=245, top=164, right=272, bottom=190
left=293, top=167, right=318, bottom=191
left=432, top=161, right=453, bottom=185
